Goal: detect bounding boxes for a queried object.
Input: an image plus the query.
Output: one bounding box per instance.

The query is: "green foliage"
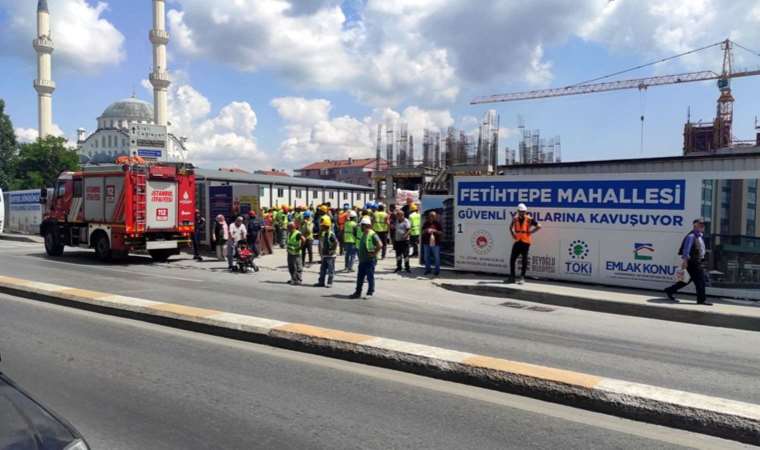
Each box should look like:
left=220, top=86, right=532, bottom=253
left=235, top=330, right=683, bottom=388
left=11, top=136, right=79, bottom=190
left=0, top=99, right=18, bottom=190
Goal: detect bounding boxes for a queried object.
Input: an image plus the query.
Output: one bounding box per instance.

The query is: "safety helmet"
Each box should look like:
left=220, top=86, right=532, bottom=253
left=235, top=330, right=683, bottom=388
left=320, top=215, right=332, bottom=228
left=360, top=217, right=372, bottom=226
left=303, top=210, right=313, bottom=218
left=410, top=204, right=418, bottom=212
left=517, top=203, right=528, bottom=212
left=349, top=210, right=357, bottom=218
left=343, top=203, right=350, bottom=210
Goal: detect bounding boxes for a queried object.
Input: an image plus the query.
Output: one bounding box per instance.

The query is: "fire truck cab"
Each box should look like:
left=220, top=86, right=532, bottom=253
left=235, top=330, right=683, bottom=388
left=40, top=161, right=196, bottom=262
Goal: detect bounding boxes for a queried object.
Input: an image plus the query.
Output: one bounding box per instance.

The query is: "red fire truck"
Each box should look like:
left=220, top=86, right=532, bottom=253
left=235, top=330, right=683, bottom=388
left=40, top=160, right=196, bottom=262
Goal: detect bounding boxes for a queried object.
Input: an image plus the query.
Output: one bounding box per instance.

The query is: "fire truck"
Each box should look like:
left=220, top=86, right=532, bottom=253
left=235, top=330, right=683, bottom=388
left=40, top=160, right=196, bottom=262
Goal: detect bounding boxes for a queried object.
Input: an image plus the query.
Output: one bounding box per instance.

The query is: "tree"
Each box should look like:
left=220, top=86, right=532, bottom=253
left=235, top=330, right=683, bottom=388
left=11, top=136, right=79, bottom=190
left=0, top=99, right=18, bottom=190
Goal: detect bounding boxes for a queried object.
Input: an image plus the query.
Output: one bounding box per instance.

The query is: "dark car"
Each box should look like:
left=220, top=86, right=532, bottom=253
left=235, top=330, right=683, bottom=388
left=0, top=366, right=89, bottom=450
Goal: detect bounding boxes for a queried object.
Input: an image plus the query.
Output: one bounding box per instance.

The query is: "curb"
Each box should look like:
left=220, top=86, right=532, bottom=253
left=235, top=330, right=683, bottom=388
left=0, top=234, right=43, bottom=244
left=0, top=275, right=758, bottom=445
left=438, top=282, right=760, bottom=333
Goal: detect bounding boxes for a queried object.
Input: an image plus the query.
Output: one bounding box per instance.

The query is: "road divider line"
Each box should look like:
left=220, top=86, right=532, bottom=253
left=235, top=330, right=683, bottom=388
left=0, top=274, right=758, bottom=445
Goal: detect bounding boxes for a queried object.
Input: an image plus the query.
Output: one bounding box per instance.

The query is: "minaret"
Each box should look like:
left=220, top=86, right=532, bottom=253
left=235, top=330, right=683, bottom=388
left=34, top=0, right=55, bottom=138
left=149, top=0, right=170, bottom=126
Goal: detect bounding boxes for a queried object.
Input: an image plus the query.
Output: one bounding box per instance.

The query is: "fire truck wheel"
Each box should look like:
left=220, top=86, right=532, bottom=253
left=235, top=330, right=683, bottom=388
left=44, top=229, right=64, bottom=257
left=149, top=250, right=174, bottom=263
left=93, top=233, right=112, bottom=262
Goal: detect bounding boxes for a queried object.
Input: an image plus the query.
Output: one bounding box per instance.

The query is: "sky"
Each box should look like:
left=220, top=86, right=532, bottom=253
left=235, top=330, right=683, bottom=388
left=1, top=0, right=760, bottom=171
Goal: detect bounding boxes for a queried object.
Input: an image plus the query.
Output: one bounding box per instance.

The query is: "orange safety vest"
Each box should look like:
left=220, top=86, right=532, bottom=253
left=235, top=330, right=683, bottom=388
left=338, top=211, right=348, bottom=231
left=512, top=215, right=533, bottom=244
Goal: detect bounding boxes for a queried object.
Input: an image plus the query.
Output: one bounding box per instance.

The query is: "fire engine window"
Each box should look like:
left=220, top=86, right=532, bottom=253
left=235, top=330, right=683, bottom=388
left=56, top=182, right=66, bottom=198
left=73, top=180, right=83, bottom=198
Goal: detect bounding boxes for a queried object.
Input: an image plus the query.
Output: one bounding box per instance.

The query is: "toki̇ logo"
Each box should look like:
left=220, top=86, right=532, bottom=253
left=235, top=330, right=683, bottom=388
left=565, top=240, right=592, bottom=276
left=634, top=243, right=654, bottom=260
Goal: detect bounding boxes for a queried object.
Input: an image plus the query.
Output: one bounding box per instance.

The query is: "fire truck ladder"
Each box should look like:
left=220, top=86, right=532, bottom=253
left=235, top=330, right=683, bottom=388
left=134, top=167, right=147, bottom=232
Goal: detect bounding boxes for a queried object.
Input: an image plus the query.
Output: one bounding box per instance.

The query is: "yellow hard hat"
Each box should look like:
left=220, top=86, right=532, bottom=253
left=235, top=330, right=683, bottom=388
left=411, top=204, right=419, bottom=212
left=320, top=215, right=332, bottom=228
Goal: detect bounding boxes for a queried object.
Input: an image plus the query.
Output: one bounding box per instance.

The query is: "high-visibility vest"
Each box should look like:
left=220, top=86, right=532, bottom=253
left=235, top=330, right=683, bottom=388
left=409, top=212, right=421, bottom=236
left=301, top=219, right=314, bottom=240
left=512, top=215, right=533, bottom=244
left=373, top=211, right=388, bottom=232
left=338, top=212, right=348, bottom=230
left=319, top=230, right=338, bottom=256
left=287, top=231, right=302, bottom=255
left=343, top=220, right=358, bottom=244
left=359, top=229, right=378, bottom=260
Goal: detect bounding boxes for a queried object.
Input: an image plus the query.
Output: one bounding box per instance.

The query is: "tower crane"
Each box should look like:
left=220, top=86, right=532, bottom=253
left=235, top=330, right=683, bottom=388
left=471, top=39, right=760, bottom=153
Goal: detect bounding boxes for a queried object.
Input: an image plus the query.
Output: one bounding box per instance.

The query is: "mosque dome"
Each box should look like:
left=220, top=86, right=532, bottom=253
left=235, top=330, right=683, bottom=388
left=98, top=97, right=154, bottom=128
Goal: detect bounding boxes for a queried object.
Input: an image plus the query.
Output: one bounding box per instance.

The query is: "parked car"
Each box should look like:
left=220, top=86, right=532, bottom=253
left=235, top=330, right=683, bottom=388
left=0, top=355, right=89, bottom=450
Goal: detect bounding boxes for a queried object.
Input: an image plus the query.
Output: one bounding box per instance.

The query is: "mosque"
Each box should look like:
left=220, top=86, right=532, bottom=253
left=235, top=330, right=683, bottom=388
left=34, top=0, right=185, bottom=163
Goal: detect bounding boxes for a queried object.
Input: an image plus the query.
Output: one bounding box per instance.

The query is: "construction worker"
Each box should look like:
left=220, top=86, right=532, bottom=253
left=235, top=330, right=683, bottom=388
left=350, top=216, right=384, bottom=299
left=343, top=210, right=359, bottom=272
left=300, top=210, right=315, bottom=266
left=408, top=204, right=421, bottom=258
left=508, top=203, right=541, bottom=284
left=275, top=206, right=288, bottom=248
left=286, top=222, right=305, bottom=285
left=373, top=203, right=389, bottom=259
left=337, top=204, right=350, bottom=256
left=315, top=215, right=338, bottom=287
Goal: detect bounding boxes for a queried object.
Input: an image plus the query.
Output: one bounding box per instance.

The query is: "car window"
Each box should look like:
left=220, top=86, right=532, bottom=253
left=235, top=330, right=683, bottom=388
left=0, top=380, right=76, bottom=449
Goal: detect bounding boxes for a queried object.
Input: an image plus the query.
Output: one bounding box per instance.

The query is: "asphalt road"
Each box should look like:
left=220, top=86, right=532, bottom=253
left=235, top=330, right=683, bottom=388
left=1, top=241, right=760, bottom=409
left=0, top=293, right=747, bottom=450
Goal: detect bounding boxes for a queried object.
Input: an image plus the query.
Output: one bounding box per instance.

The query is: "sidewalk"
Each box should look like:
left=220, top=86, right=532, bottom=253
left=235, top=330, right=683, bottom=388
left=436, top=276, right=760, bottom=332
left=0, top=232, right=44, bottom=244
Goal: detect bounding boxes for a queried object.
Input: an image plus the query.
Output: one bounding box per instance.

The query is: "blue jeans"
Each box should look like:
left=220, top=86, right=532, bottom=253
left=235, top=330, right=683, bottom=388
left=344, top=243, right=357, bottom=271
left=423, top=244, right=440, bottom=275
left=355, top=259, right=376, bottom=295
left=318, top=256, right=336, bottom=285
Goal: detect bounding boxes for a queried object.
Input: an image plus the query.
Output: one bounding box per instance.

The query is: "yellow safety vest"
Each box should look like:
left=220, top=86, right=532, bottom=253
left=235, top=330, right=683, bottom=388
left=409, top=212, right=421, bottom=236
left=373, top=211, right=388, bottom=232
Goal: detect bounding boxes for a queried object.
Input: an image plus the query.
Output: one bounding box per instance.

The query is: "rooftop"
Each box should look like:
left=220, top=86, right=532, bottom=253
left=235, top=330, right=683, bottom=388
left=99, top=97, right=154, bottom=123
left=298, top=158, right=386, bottom=171
left=195, top=167, right=372, bottom=191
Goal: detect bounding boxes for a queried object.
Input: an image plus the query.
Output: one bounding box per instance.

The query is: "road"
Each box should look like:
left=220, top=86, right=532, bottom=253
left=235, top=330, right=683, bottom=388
left=0, top=292, right=746, bottom=449
left=1, top=241, right=760, bottom=407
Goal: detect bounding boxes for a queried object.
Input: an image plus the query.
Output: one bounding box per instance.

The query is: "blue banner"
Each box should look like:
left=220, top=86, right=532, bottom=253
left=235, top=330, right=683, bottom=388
left=209, top=185, right=233, bottom=219
left=457, top=179, right=685, bottom=210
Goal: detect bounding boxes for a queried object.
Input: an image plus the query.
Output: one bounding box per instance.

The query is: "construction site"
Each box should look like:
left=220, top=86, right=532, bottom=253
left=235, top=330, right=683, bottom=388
left=373, top=38, right=760, bottom=203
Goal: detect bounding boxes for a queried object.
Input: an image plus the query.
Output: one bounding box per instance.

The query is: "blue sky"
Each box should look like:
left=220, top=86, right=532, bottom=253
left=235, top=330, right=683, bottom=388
left=1, top=0, right=759, bottom=170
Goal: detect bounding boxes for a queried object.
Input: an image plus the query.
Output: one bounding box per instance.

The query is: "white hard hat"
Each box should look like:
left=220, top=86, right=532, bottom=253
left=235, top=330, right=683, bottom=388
left=349, top=210, right=357, bottom=218
left=517, top=203, right=528, bottom=212
left=360, top=217, right=372, bottom=226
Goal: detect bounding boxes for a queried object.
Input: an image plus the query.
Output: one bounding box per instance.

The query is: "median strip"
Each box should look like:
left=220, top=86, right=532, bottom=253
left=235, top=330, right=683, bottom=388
left=0, top=274, right=757, bottom=445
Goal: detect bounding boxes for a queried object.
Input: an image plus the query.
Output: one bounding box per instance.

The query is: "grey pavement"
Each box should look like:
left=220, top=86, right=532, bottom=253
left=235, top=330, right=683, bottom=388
left=0, top=293, right=748, bottom=450
left=1, top=240, right=760, bottom=409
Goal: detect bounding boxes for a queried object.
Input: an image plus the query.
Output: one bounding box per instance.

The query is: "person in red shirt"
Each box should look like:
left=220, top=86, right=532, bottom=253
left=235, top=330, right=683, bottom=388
left=421, top=211, right=443, bottom=276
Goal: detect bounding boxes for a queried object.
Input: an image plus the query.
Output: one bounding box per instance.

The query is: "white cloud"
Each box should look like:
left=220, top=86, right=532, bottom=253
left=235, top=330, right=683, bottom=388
left=15, top=124, right=65, bottom=143
left=271, top=97, right=453, bottom=167
left=146, top=73, right=266, bottom=170
left=0, top=0, right=126, bottom=74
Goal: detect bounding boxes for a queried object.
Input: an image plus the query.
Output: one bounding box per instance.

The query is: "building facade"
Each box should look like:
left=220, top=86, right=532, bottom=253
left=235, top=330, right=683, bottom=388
left=295, top=158, right=388, bottom=187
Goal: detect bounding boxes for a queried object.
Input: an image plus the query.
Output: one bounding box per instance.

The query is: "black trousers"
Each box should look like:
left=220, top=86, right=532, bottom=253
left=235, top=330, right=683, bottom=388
left=377, top=232, right=388, bottom=259
left=191, top=232, right=201, bottom=258
left=666, top=261, right=707, bottom=303
left=510, top=241, right=530, bottom=279
left=394, top=240, right=410, bottom=270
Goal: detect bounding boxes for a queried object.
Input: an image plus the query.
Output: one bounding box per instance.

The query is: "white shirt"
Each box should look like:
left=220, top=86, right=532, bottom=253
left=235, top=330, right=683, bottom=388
left=228, top=223, right=247, bottom=243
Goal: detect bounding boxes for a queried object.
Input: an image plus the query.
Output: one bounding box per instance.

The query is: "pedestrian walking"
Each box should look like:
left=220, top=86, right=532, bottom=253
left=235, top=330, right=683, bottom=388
left=212, top=214, right=229, bottom=261
left=408, top=204, right=421, bottom=258
left=507, top=203, right=541, bottom=284
left=343, top=210, right=359, bottom=272
left=373, top=204, right=389, bottom=259
left=227, top=216, right=247, bottom=271
left=665, top=218, right=711, bottom=305
left=393, top=210, right=411, bottom=273
left=192, top=209, right=205, bottom=261
left=315, top=215, right=338, bottom=288
left=300, top=210, right=315, bottom=266
left=349, top=217, right=384, bottom=299
left=246, top=210, right=261, bottom=257
left=286, top=222, right=305, bottom=285
left=422, top=211, right=443, bottom=276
